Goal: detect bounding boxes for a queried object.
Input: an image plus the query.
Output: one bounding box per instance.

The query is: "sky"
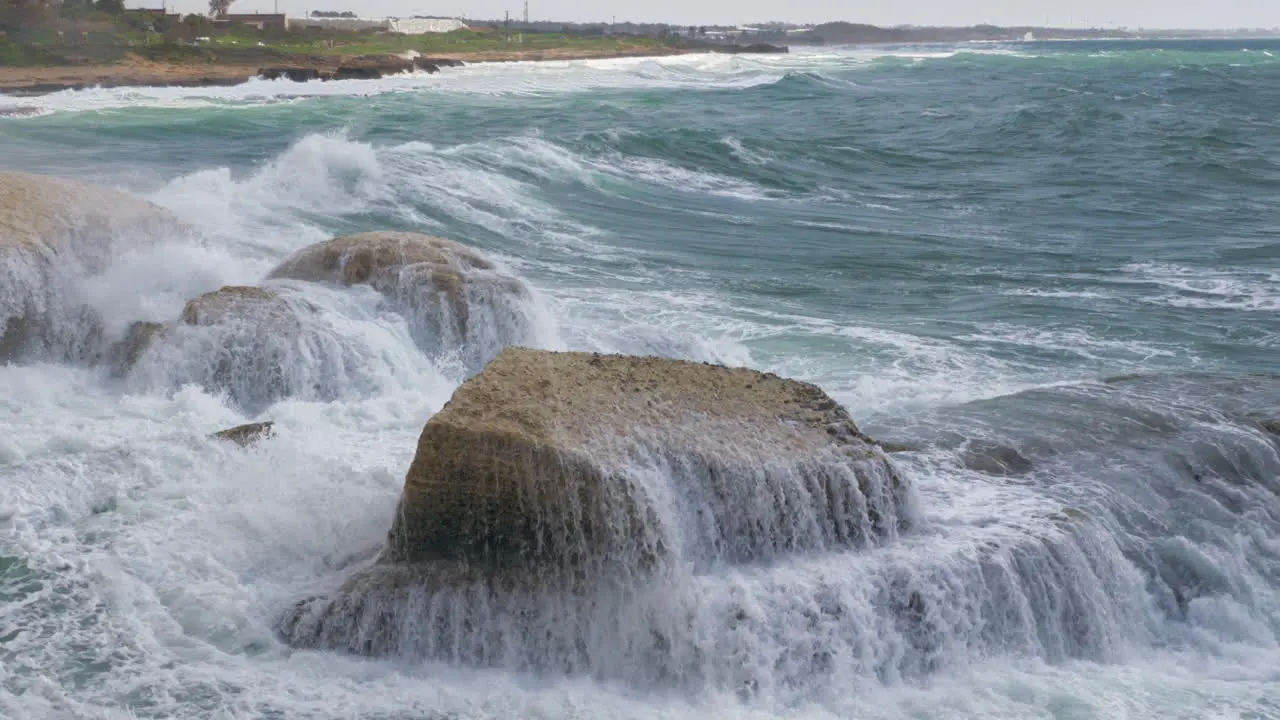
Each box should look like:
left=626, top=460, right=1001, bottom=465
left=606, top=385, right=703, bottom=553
left=137, top=1, right=1280, bottom=30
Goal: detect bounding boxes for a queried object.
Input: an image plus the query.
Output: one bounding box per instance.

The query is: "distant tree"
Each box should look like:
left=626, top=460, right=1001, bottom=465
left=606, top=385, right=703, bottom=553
left=208, top=0, right=233, bottom=18
left=93, top=0, right=124, bottom=14
left=0, top=0, right=58, bottom=31
left=59, top=0, right=94, bottom=19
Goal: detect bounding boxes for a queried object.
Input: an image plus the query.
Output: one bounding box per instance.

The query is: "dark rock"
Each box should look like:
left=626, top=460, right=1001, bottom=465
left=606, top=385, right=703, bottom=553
left=714, top=43, right=789, bottom=54
left=1256, top=418, right=1280, bottom=437
left=333, top=66, right=383, bottom=81
left=258, top=67, right=323, bottom=82
left=877, top=441, right=918, bottom=453
left=211, top=421, right=275, bottom=448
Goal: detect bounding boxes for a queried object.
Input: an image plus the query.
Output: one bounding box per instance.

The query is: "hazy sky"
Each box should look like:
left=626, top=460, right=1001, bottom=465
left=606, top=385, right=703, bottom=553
left=141, top=1, right=1280, bottom=30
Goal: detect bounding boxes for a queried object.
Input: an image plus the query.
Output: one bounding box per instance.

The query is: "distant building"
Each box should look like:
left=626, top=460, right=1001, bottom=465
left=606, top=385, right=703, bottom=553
left=389, top=17, right=467, bottom=34
left=223, top=13, right=289, bottom=32
left=126, top=7, right=181, bottom=24
left=289, top=16, right=467, bottom=34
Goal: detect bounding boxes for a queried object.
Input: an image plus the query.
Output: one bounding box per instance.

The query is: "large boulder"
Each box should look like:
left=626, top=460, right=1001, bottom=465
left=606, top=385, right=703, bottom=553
left=383, top=348, right=911, bottom=571
left=267, top=232, right=543, bottom=370
left=0, top=171, right=182, bottom=363
left=281, top=349, right=914, bottom=670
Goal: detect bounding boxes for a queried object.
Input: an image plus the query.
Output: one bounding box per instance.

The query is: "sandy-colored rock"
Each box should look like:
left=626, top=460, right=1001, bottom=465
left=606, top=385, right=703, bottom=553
left=384, top=348, right=912, bottom=572
left=211, top=421, right=276, bottom=447
left=268, top=232, right=539, bottom=369
left=179, top=286, right=288, bottom=327
left=0, top=171, right=173, bottom=252
left=0, top=171, right=181, bottom=363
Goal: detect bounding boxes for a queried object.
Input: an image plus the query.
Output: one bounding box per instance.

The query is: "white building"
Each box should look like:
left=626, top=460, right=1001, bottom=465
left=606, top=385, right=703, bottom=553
left=289, top=16, right=467, bottom=34
left=389, top=17, right=467, bottom=34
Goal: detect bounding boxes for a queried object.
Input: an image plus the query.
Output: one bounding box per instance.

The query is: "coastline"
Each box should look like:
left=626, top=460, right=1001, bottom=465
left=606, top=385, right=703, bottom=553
left=0, top=46, right=709, bottom=97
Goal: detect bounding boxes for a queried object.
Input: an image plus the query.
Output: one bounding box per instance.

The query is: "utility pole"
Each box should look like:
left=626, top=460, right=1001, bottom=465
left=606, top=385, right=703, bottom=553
left=504, top=10, right=510, bottom=42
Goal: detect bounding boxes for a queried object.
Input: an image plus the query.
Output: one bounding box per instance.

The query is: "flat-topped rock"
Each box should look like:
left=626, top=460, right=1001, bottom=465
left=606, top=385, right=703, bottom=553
left=385, top=348, right=912, bottom=571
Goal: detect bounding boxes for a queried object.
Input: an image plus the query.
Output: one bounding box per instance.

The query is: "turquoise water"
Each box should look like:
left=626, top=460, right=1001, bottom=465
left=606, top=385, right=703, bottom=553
left=1, top=39, right=1279, bottom=719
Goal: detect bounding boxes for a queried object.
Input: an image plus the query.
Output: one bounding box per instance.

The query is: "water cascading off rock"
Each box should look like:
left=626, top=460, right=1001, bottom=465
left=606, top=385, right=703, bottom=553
left=0, top=171, right=184, bottom=363
left=281, top=348, right=917, bottom=674
left=267, top=231, right=543, bottom=371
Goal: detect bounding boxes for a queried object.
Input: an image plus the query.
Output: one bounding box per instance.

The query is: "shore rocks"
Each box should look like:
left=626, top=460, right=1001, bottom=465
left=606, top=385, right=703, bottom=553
left=0, top=171, right=181, bottom=363
left=258, top=56, right=463, bottom=82
left=258, top=67, right=324, bottom=82
left=334, top=54, right=415, bottom=80
left=268, top=231, right=540, bottom=370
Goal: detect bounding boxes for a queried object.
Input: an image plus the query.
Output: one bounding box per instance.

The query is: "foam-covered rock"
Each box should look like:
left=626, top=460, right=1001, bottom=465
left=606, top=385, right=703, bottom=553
left=124, top=283, right=425, bottom=412
left=267, top=232, right=541, bottom=370
left=281, top=348, right=915, bottom=671
left=0, top=171, right=182, bottom=363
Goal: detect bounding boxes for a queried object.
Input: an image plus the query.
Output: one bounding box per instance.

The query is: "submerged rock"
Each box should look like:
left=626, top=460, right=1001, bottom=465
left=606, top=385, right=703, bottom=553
left=211, top=421, right=275, bottom=447
left=1254, top=418, right=1280, bottom=438
left=124, top=285, right=317, bottom=412
left=281, top=349, right=914, bottom=667
left=268, top=231, right=542, bottom=370
left=961, top=442, right=1034, bottom=476
left=0, top=171, right=181, bottom=363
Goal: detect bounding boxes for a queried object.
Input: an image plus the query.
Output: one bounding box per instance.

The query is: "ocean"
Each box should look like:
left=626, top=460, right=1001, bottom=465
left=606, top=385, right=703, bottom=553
left=1, top=38, right=1278, bottom=719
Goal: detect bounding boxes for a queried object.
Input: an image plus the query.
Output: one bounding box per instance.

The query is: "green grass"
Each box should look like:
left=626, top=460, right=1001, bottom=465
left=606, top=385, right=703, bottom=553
left=2, top=26, right=677, bottom=68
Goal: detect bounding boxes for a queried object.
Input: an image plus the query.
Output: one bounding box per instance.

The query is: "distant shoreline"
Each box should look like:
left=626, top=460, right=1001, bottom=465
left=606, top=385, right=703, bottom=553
left=0, top=47, right=694, bottom=97
left=0, top=43, right=799, bottom=97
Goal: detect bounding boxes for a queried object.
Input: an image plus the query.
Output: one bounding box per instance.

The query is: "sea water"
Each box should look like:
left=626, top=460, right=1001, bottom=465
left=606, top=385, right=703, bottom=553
left=0, top=39, right=1278, bottom=719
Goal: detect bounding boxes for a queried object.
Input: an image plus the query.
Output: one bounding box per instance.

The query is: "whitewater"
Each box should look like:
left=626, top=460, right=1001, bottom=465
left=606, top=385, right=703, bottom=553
left=2, top=39, right=1279, bottom=719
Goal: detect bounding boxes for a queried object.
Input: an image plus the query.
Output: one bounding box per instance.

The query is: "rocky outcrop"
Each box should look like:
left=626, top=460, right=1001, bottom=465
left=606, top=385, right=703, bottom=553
left=211, top=421, right=276, bottom=447
left=268, top=231, right=542, bottom=370
left=280, top=349, right=913, bottom=668
left=0, top=171, right=182, bottom=364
